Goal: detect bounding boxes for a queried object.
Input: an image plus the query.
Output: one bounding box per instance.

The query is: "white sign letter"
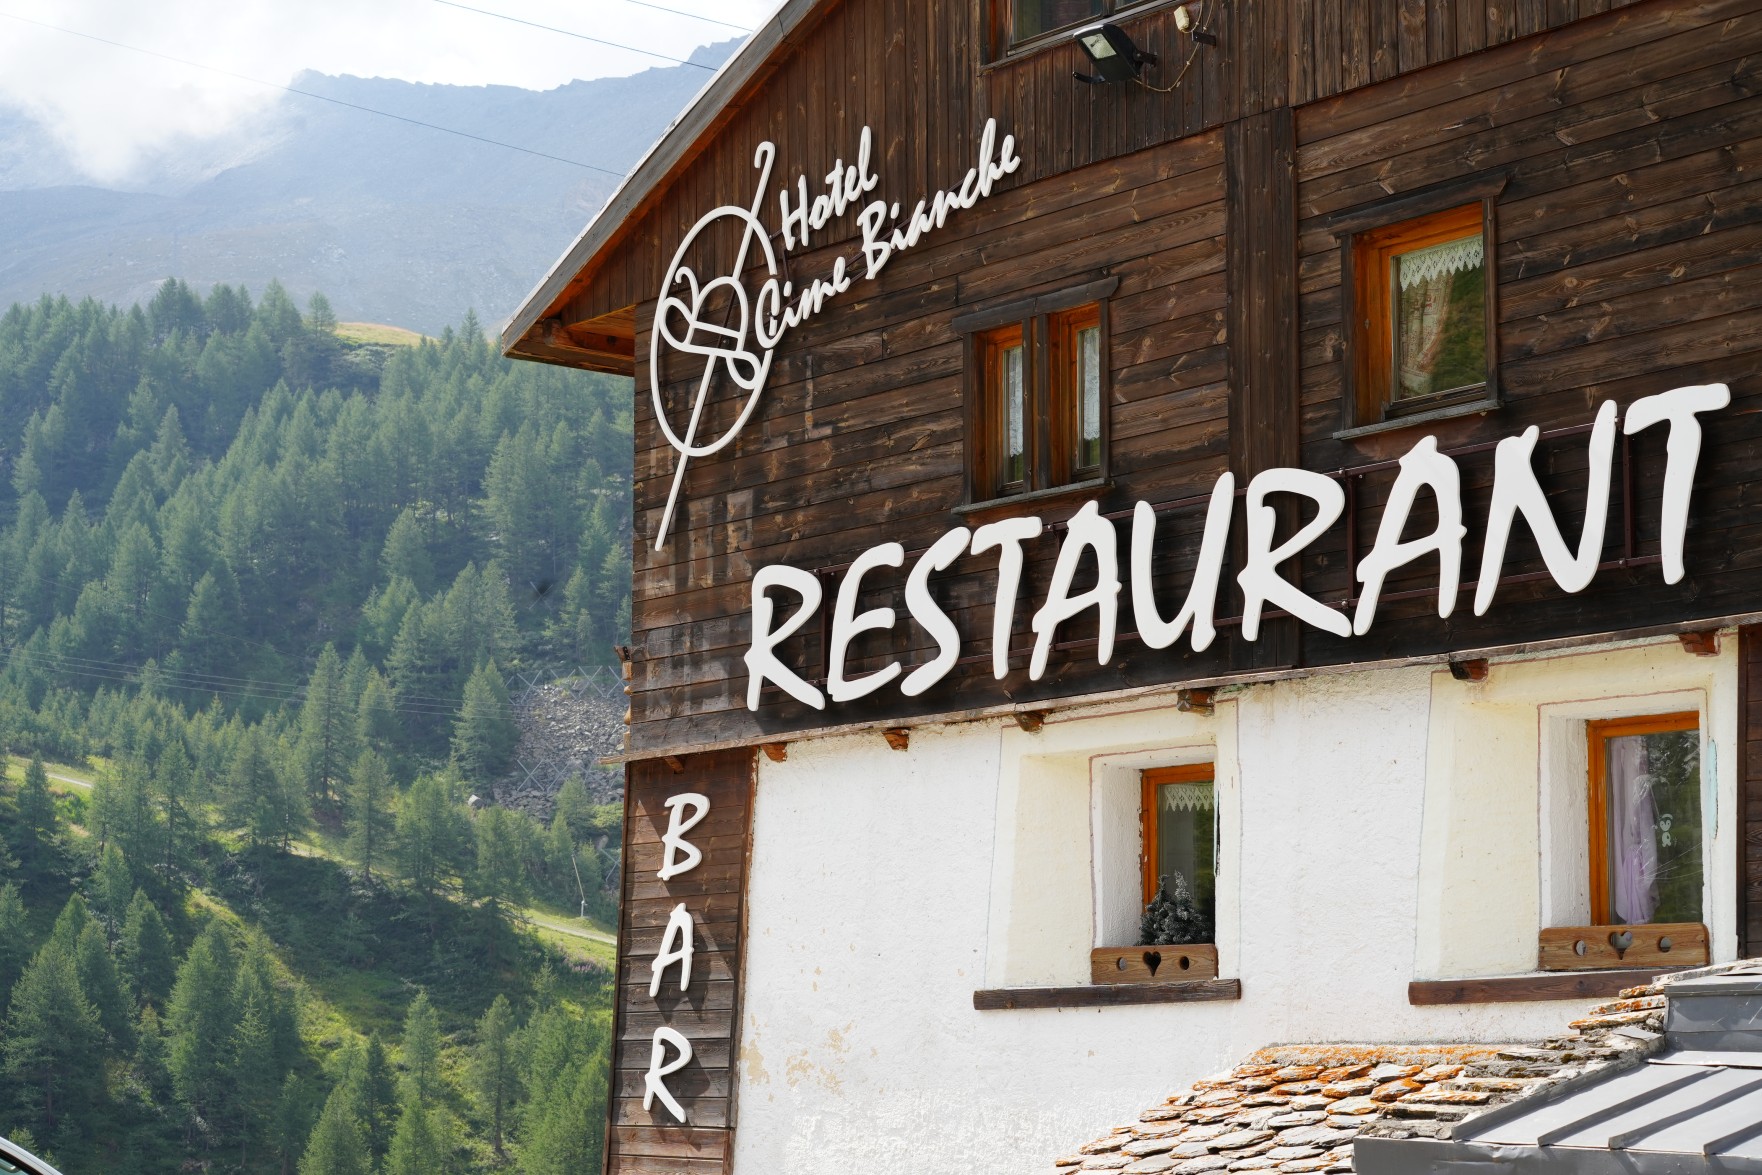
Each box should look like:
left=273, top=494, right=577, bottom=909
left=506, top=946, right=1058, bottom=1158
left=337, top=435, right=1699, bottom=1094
left=658, top=793, right=709, bottom=881
left=1623, top=383, right=1729, bottom=584
left=649, top=902, right=696, bottom=996
left=902, top=527, right=972, bottom=697
left=643, top=1027, right=694, bottom=1123
left=1236, top=469, right=1351, bottom=641
left=1030, top=502, right=1121, bottom=680
left=745, top=565, right=825, bottom=710
left=971, top=516, right=1044, bottom=680
left=828, top=542, right=905, bottom=703
left=1133, top=473, right=1233, bottom=653
left=1474, top=400, right=1617, bottom=616
left=1352, top=436, right=1466, bottom=634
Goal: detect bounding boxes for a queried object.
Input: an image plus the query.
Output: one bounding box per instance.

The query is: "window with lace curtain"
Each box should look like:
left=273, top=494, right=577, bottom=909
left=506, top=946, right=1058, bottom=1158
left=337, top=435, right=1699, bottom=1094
left=1347, top=202, right=1495, bottom=427
left=1140, top=764, right=1216, bottom=942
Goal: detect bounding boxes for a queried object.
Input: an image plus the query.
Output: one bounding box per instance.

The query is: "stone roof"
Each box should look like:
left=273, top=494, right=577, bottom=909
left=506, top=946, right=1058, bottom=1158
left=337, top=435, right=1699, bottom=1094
left=1045, top=971, right=1710, bottom=1175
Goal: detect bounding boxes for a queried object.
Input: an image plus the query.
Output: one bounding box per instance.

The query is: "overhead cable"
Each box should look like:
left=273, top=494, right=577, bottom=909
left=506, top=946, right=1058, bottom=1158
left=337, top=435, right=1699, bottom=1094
left=0, top=9, right=628, bottom=177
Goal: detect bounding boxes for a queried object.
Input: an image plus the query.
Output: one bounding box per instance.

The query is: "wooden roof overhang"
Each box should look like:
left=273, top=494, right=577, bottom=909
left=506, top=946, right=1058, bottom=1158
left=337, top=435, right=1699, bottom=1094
left=499, top=0, right=831, bottom=375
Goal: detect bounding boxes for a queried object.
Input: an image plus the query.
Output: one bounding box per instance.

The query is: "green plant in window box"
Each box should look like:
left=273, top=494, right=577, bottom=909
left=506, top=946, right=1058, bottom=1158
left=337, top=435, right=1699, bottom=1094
left=1140, top=872, right=1211, bottom=946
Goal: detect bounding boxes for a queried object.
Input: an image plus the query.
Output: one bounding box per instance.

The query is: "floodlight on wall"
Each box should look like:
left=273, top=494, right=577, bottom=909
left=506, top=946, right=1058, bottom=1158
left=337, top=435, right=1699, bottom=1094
left=1072, top=22, right=1157, bottom=85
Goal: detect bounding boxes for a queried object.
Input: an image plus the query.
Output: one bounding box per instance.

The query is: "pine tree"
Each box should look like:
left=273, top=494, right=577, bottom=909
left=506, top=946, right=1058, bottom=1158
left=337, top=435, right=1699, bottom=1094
left=0, top=882, right=28, bottom=993
left=451, top=660, right=517, bottom=781
left=394, top=774, right=461, bottom=898
left=17, top=754, right=54, bottom=840
left=298, top=1084, right=370, bottom=1175
left=156, top=737, right=201, bottom=876
left=90, top=843, right=133, bottom=944
left=383, top=1081, right=444, bottom=1175
left=379, top=508, right=434, bottom=595
left=166, top=921, right=238, bottom=1126
left=470, top=994, right=518, bottom=1156
left=230, top=989, right=277, bottom=1165
left=399, top=990, right=441, bottom=1104
left=121, top=889, right=176, bottom=1007
left=346, top=750, right=393, bottom=883
left=135, top=1004, right=171, bottom=1100
left=273, top=1073, right=320, bottom=1175
left=76, top=919, right=132, bottom=1047
left=2, top=940, right=103, bottom=1136
left=297, top=645, right=354, bottom=809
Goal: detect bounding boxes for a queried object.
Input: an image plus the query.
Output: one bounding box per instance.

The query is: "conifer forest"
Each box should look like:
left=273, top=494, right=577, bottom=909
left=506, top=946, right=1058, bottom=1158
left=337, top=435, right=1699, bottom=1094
left=0, top=281, right=633, bottom=1173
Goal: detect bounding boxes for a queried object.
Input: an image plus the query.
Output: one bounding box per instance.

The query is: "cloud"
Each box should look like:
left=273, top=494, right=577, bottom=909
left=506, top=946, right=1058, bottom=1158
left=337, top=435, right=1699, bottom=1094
left=0, top=0, right=777, bottom=183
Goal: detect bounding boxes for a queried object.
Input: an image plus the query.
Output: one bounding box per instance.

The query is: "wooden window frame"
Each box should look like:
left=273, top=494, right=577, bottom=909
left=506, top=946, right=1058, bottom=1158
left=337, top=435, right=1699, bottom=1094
left=1140, top=763, right=1215, bottom=906
left=988, top=0, right=1161, bottom=57
left=1585, top=711, right=1701, bottom=925
left=976, top=323, right=1032, bottom=498
left=1331, top=177, right=1506, bottom=435
left=958, top=280, right=1115, bottom=508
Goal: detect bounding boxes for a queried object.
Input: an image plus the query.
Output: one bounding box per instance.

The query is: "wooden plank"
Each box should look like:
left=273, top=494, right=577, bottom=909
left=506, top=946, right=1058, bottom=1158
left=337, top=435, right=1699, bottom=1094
left=607, top=749, right=753, bottom=1173
left=973, top=978, right=1242, bottom=1009
left=1537, top=923, right=1710, bottom=970
left=1409, top=968, right=1691, bottom=1005
left=1091, top=944, right=1221, bottom=984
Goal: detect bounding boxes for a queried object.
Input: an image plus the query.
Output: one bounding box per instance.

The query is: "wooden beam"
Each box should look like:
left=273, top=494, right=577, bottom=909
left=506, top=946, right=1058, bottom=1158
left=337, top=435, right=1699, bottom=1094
left=1176, top=689, right=1215, bottom=716
left=759, top=742, right=788, bottom=763
left=1408, top=968, right=1689, bottom=1006
left=1449, top=659, right=1490, bottom=682
left=1678, top=630, right=1721, bottom=656
left=882, top=728, right=910, bottom=751
left=1012, top=711, right=1046, bottom=733
left=973, top=978, right=1241, bottom=1010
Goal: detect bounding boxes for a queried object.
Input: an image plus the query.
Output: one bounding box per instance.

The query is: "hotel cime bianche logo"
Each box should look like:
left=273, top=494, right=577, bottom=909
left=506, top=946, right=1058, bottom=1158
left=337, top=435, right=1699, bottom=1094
left=648, top=118, right=1023, bottom=549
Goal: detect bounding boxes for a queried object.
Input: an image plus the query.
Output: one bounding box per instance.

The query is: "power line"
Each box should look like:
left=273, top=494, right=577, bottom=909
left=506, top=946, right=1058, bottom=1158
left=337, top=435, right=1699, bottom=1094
left=429, top=0, right=717, bottom=70
left=0, top=10, right=629, bottom=178
left=619, top=0, right=755, bottom=33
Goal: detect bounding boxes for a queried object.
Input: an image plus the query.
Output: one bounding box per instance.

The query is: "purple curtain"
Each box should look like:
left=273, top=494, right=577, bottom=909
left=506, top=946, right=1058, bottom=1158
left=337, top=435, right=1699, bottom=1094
left=1608, top=735, right=1658, bottom=924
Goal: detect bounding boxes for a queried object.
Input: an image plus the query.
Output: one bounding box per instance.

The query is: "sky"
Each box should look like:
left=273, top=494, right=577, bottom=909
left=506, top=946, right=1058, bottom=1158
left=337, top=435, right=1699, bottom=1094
left=0, top=0, right=779, bottom=182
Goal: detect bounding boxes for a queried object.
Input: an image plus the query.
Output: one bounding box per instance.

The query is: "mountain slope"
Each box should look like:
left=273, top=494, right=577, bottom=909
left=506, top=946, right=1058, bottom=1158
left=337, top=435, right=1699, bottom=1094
left=0, top=43, right=736, bottom=334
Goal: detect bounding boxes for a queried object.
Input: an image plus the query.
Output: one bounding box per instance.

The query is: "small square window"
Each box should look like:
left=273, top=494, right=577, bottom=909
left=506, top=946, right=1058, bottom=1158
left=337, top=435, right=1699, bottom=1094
left=1346, top=202, right=1496, bottom=427
left=1586, top=713, right=1702, bottom=926
left=966, top=299, right=1110, bottom=504
left=1141, top=764, right=1216, bottom=942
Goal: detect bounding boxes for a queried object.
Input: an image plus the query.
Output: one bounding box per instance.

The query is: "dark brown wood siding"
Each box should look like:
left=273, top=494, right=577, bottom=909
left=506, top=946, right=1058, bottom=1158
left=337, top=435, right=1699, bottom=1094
left=545, top=0, right=1650, bottom=335
left=1287, top=0, right=1762, bottom=670
left=541, top=0, right=1762, bottom=758
left=607, top=750, right=754, bottom=1173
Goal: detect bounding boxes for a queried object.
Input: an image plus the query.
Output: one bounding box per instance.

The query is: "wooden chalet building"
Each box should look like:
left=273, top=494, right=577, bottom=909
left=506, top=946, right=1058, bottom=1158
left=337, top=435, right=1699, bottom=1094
left=503, top=0, right=1762, bottom=1169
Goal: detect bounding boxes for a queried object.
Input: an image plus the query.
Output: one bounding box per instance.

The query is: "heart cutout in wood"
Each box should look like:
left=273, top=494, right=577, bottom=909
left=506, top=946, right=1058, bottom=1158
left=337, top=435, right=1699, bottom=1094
left=1142, top=949, right=1163, bottom=977
left=1608, top=930, right=1634, bottom=958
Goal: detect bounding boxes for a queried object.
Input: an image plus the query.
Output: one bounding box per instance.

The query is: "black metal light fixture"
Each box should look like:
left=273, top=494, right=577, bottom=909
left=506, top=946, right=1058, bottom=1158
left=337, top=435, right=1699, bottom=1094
left=1072, top=22, right=1157, bottom=85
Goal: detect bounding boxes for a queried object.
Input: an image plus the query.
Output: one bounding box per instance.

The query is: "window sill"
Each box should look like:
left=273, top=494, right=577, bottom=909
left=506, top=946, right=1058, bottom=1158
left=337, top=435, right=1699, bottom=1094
left=1333, top=394, right=1500, bottom=442
left=955, top=478, right=1111, bottom=525
left=1408, top=967, right=1691, bottom=1006
left=974, top=977, right=1240, bottom=1010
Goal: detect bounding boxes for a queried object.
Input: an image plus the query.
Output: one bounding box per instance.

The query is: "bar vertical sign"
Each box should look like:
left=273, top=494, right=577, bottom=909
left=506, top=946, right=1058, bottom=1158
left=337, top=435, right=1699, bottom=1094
left=608, top=750, right=750, bottom=1172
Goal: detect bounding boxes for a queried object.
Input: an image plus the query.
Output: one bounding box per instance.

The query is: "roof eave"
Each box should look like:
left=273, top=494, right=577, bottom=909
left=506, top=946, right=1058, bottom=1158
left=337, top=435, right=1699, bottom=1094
left=500, top=0, right=826, bottom=361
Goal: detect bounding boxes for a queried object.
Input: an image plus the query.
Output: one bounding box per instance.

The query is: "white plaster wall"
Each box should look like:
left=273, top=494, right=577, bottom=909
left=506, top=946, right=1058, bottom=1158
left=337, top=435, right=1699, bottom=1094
left=1414, top=638, right=1738, bottom=978
left=731, top=642, right=1739, bottom=1175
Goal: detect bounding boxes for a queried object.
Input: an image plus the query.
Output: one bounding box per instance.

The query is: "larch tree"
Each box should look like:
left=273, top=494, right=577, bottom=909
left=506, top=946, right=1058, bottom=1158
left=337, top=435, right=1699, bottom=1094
left=346, top=750, right=393, bottom=883
left=469, top=994, right=518, bottom=1157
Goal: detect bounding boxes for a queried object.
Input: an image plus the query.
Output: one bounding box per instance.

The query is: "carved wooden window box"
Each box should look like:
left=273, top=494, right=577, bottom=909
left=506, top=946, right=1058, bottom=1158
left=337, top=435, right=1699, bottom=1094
left=1091, top=944, right=1219, bottom=984
left=1538, top=922, right=1709, bottom=971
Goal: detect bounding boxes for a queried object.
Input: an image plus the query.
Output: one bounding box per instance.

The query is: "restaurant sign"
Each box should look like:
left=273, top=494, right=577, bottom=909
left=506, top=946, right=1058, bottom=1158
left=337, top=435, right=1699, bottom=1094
left=744, top=385, right=1730, bottom=711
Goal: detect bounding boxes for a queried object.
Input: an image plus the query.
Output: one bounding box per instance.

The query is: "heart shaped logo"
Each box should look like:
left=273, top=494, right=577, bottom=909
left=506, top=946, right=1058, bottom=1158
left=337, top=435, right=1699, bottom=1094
left=1608, top=930, right=1634, bottom=958
left=1142, top=950, right=1163, bottom=977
